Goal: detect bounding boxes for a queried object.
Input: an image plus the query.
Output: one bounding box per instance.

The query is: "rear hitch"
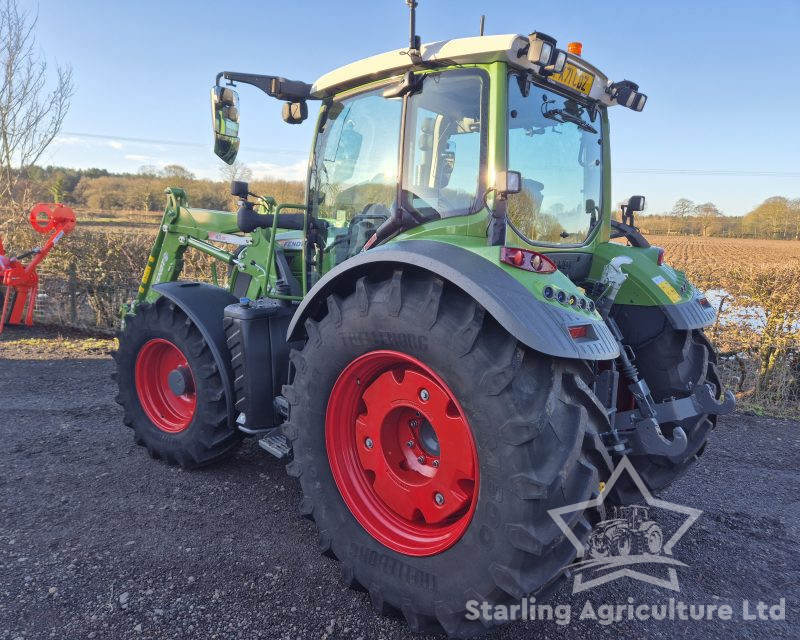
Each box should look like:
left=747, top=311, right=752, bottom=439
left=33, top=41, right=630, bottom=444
left=627, top=418, right=688, bottom=462
left=614, top=383, right=735, bottom=462
left=592, top=257, right=734, bottom=462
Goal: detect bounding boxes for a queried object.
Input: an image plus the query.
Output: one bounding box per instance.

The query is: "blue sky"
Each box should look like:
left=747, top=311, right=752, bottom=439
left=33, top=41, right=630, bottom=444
left=34, top=0, right=799, bottom=216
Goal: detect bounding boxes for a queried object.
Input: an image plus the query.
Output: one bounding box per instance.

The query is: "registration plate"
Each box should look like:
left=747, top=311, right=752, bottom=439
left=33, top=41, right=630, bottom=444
left=551, top=63, right=594, bottom=95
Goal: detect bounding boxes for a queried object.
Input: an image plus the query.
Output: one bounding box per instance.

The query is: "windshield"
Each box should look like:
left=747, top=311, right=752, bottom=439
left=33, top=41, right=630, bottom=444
left=507, top=74, right=603, bottom=245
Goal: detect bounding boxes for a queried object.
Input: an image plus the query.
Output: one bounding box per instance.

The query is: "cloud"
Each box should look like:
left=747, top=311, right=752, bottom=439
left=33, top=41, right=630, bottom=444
left=108, top=140, right=124, bottom=150
left=124, top=154, right=164, bottom=164
left=249, top=160, right=307, bottom=182
left=52, top=135, right=89, bottom=147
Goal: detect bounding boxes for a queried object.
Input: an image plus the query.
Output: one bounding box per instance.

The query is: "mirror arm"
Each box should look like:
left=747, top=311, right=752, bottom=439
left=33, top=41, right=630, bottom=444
left=219, top=71, right=313, bottom=102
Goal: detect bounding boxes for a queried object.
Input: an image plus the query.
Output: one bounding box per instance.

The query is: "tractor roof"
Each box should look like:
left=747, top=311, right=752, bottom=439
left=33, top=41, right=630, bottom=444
left=312, top=34, right=613, bottom=105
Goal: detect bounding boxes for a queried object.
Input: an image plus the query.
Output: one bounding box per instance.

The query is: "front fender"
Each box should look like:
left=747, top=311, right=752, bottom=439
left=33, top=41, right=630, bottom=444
left=152, top=282, right=238, bottom=426
left=287, top=240, right=619, bottom=361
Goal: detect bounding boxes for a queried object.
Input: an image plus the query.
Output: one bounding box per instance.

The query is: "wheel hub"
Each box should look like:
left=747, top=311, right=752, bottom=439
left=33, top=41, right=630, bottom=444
left=326, top=350, right=478, bottom=556
left=134, top=338, right=196, bottom=433
left=167, top=366, right=194, bottom=396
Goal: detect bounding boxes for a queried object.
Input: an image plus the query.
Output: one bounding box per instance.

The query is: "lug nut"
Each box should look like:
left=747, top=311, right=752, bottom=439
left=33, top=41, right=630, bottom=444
left=432, top=459, right=439, bottom=468
left=364, top=438, right=373, bottom=449
left=409, top=419, right=419, bottom=428
left=406, top=440, right=415, bottom=448
left=419, top=389, right=430, bottom=402
left=417, top=455, right=426, bottom=464
left=434, top=492, right=445, bottom=506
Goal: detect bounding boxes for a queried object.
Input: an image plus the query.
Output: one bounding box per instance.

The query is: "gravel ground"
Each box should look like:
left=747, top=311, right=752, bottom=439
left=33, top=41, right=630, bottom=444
left=1, top=325, right=798, bottom=639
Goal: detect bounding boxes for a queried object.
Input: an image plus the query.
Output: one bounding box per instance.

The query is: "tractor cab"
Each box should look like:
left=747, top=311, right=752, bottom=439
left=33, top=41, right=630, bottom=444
left=210, top=32, right=648, bottom=273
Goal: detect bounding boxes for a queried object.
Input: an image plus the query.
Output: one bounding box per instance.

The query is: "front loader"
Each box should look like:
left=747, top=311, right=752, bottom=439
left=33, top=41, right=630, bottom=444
left=114, top=5, right=734, bottom=636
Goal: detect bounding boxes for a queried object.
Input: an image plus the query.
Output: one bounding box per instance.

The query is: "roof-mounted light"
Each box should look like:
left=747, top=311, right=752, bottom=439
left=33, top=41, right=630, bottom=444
left=527, top=32, right=567, bottom=76
left=608, top=80, right=647, bottom=112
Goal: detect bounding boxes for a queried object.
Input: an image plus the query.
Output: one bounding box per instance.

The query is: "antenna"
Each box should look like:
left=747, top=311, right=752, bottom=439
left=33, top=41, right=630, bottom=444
left=479, top=15, right=485, bottom=36
left=406, top=1, right=421, bottom=55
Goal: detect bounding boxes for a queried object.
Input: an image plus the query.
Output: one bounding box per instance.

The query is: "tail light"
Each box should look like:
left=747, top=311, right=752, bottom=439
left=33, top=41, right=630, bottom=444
left=500, top=247, right=557, bottom=274
left=655, top=247, right=665, bottom=266
left=568, top=325, right=590, bottom=340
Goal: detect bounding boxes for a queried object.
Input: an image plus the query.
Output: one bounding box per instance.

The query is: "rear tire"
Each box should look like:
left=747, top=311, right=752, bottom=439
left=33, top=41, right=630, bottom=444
left=611, top=325, right=720, bottom=504
left=113, top=297, right=242, bottom=468
left=283, top=270, right=612, bottom=637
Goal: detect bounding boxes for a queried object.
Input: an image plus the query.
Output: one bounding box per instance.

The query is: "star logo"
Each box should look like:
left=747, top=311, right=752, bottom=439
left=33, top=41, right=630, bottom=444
left=548, top=456, right=702, bottom=593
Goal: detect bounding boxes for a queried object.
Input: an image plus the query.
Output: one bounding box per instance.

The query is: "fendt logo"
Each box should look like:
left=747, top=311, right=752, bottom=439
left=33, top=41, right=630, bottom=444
left=549, top=456, right=702, bottom=593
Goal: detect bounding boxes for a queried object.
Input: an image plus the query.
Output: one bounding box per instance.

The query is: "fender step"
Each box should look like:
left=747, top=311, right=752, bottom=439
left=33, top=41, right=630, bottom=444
left=258, top=429, right=292, bottom=459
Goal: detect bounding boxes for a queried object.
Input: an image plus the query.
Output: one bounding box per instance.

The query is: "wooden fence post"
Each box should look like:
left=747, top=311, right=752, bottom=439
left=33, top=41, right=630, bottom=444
left=68, top=262, right=77, bottom=325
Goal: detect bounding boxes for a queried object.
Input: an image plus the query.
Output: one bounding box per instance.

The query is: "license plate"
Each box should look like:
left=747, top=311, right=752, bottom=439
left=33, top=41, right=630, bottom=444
left=551, top=63, right=594, bottom=95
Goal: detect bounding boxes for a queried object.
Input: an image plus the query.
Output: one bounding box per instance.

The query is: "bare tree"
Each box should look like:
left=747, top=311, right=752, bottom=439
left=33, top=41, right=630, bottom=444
left=0, top=0, right=73, bottom=215
left=695, top=201, right=722, bottom=237
left=161, top=164, right=195, bottom=181
left=669, top=198, right=695, bottom=235
left=219, top=160, right=253, bottom=184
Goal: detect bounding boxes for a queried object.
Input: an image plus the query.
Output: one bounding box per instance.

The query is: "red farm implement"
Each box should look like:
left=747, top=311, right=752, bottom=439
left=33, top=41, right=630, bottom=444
left=0, top=203, right=76, bottom=334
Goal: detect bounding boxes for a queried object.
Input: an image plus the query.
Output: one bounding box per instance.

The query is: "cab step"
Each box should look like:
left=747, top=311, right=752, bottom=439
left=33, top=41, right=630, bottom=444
left=258, top=428, right=292, bottom=459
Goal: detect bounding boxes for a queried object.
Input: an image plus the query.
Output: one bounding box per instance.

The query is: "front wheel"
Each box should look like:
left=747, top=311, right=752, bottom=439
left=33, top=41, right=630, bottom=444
left=283, top=270, right=612, bottom=636
left=113, top=297, right=242, bottom=468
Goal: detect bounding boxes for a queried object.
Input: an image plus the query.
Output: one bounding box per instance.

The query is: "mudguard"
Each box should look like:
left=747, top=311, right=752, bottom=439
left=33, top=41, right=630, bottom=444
left=591, top=243, right=717, bottom=331
left=287, top=240, right=619, bottom=361
left=152, top=282, right=238, bottom=426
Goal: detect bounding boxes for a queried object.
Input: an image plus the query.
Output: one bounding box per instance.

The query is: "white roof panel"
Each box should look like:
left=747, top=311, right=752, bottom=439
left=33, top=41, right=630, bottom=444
left=311, top=34, right=613, bottom=104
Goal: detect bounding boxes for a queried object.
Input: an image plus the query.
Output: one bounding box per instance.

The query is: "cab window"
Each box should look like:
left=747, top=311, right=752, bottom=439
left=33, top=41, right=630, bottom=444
left=310, top=89, right=402, bottom=225
left=402, top=69, right=487, bottom=219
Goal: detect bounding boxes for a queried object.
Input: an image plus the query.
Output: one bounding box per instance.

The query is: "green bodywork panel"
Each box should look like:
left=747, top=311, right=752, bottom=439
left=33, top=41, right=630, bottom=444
left=126, top=60, right=700, bottom=330
left=588, top=242, right=692, bottom=307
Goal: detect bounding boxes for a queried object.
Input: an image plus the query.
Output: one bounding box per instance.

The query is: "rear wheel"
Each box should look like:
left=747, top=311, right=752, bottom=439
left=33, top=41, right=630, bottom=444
left=113, top=297, right=242, bottom=468
left=284, top=270, right=612, bottom=636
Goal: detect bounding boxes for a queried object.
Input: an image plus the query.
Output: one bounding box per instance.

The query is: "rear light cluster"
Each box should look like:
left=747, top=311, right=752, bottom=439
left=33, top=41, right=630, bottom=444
left=655, top=246, right=665, bottom=266
left=500, top=247, right=557, bottom=274
left=568, top=325, right=590, bottom=340
left=543, top=285, right=596, bottom=312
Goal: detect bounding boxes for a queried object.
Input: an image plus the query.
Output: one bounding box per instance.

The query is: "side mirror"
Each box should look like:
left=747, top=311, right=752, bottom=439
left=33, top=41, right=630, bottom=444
left=211, top=86, right=240, bottom=164
left=627, top=195, right=646, bottom=213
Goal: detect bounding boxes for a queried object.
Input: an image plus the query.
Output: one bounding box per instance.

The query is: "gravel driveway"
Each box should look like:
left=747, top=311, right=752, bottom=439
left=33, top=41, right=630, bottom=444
left=1, top=326, right=797, bottom=639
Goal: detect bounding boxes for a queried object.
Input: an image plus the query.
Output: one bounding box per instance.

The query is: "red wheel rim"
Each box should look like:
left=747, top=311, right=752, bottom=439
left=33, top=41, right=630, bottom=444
left=134, top=338, right=196, bottom=433
left=326, top=350, right=479, bottom=556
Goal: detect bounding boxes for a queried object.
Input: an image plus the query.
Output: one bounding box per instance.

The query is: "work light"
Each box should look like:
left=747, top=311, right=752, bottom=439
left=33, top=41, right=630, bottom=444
left=527, top=32, right=556, bottom=65
left=526, top=32, right=567, bottom=75
left=608, top=80, right=648, bottom=112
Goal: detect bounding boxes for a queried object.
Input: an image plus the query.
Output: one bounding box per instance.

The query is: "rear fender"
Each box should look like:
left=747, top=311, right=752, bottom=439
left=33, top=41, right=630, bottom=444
left=287, top=240, right=619, bottom=361
left=591, top=242, right=716, bottom=330
left=152, top=282, right=238, bottom=426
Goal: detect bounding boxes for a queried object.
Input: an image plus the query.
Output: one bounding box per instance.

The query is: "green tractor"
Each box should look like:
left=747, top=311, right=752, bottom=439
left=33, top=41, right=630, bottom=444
left=114, top=6, right=734, bottom=636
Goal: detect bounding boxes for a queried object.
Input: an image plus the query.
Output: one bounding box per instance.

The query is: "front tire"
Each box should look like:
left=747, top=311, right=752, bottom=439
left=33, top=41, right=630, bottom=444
left=283, top=270, right=612, bottom=636
left=113, top=297, right=242, bottom=468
